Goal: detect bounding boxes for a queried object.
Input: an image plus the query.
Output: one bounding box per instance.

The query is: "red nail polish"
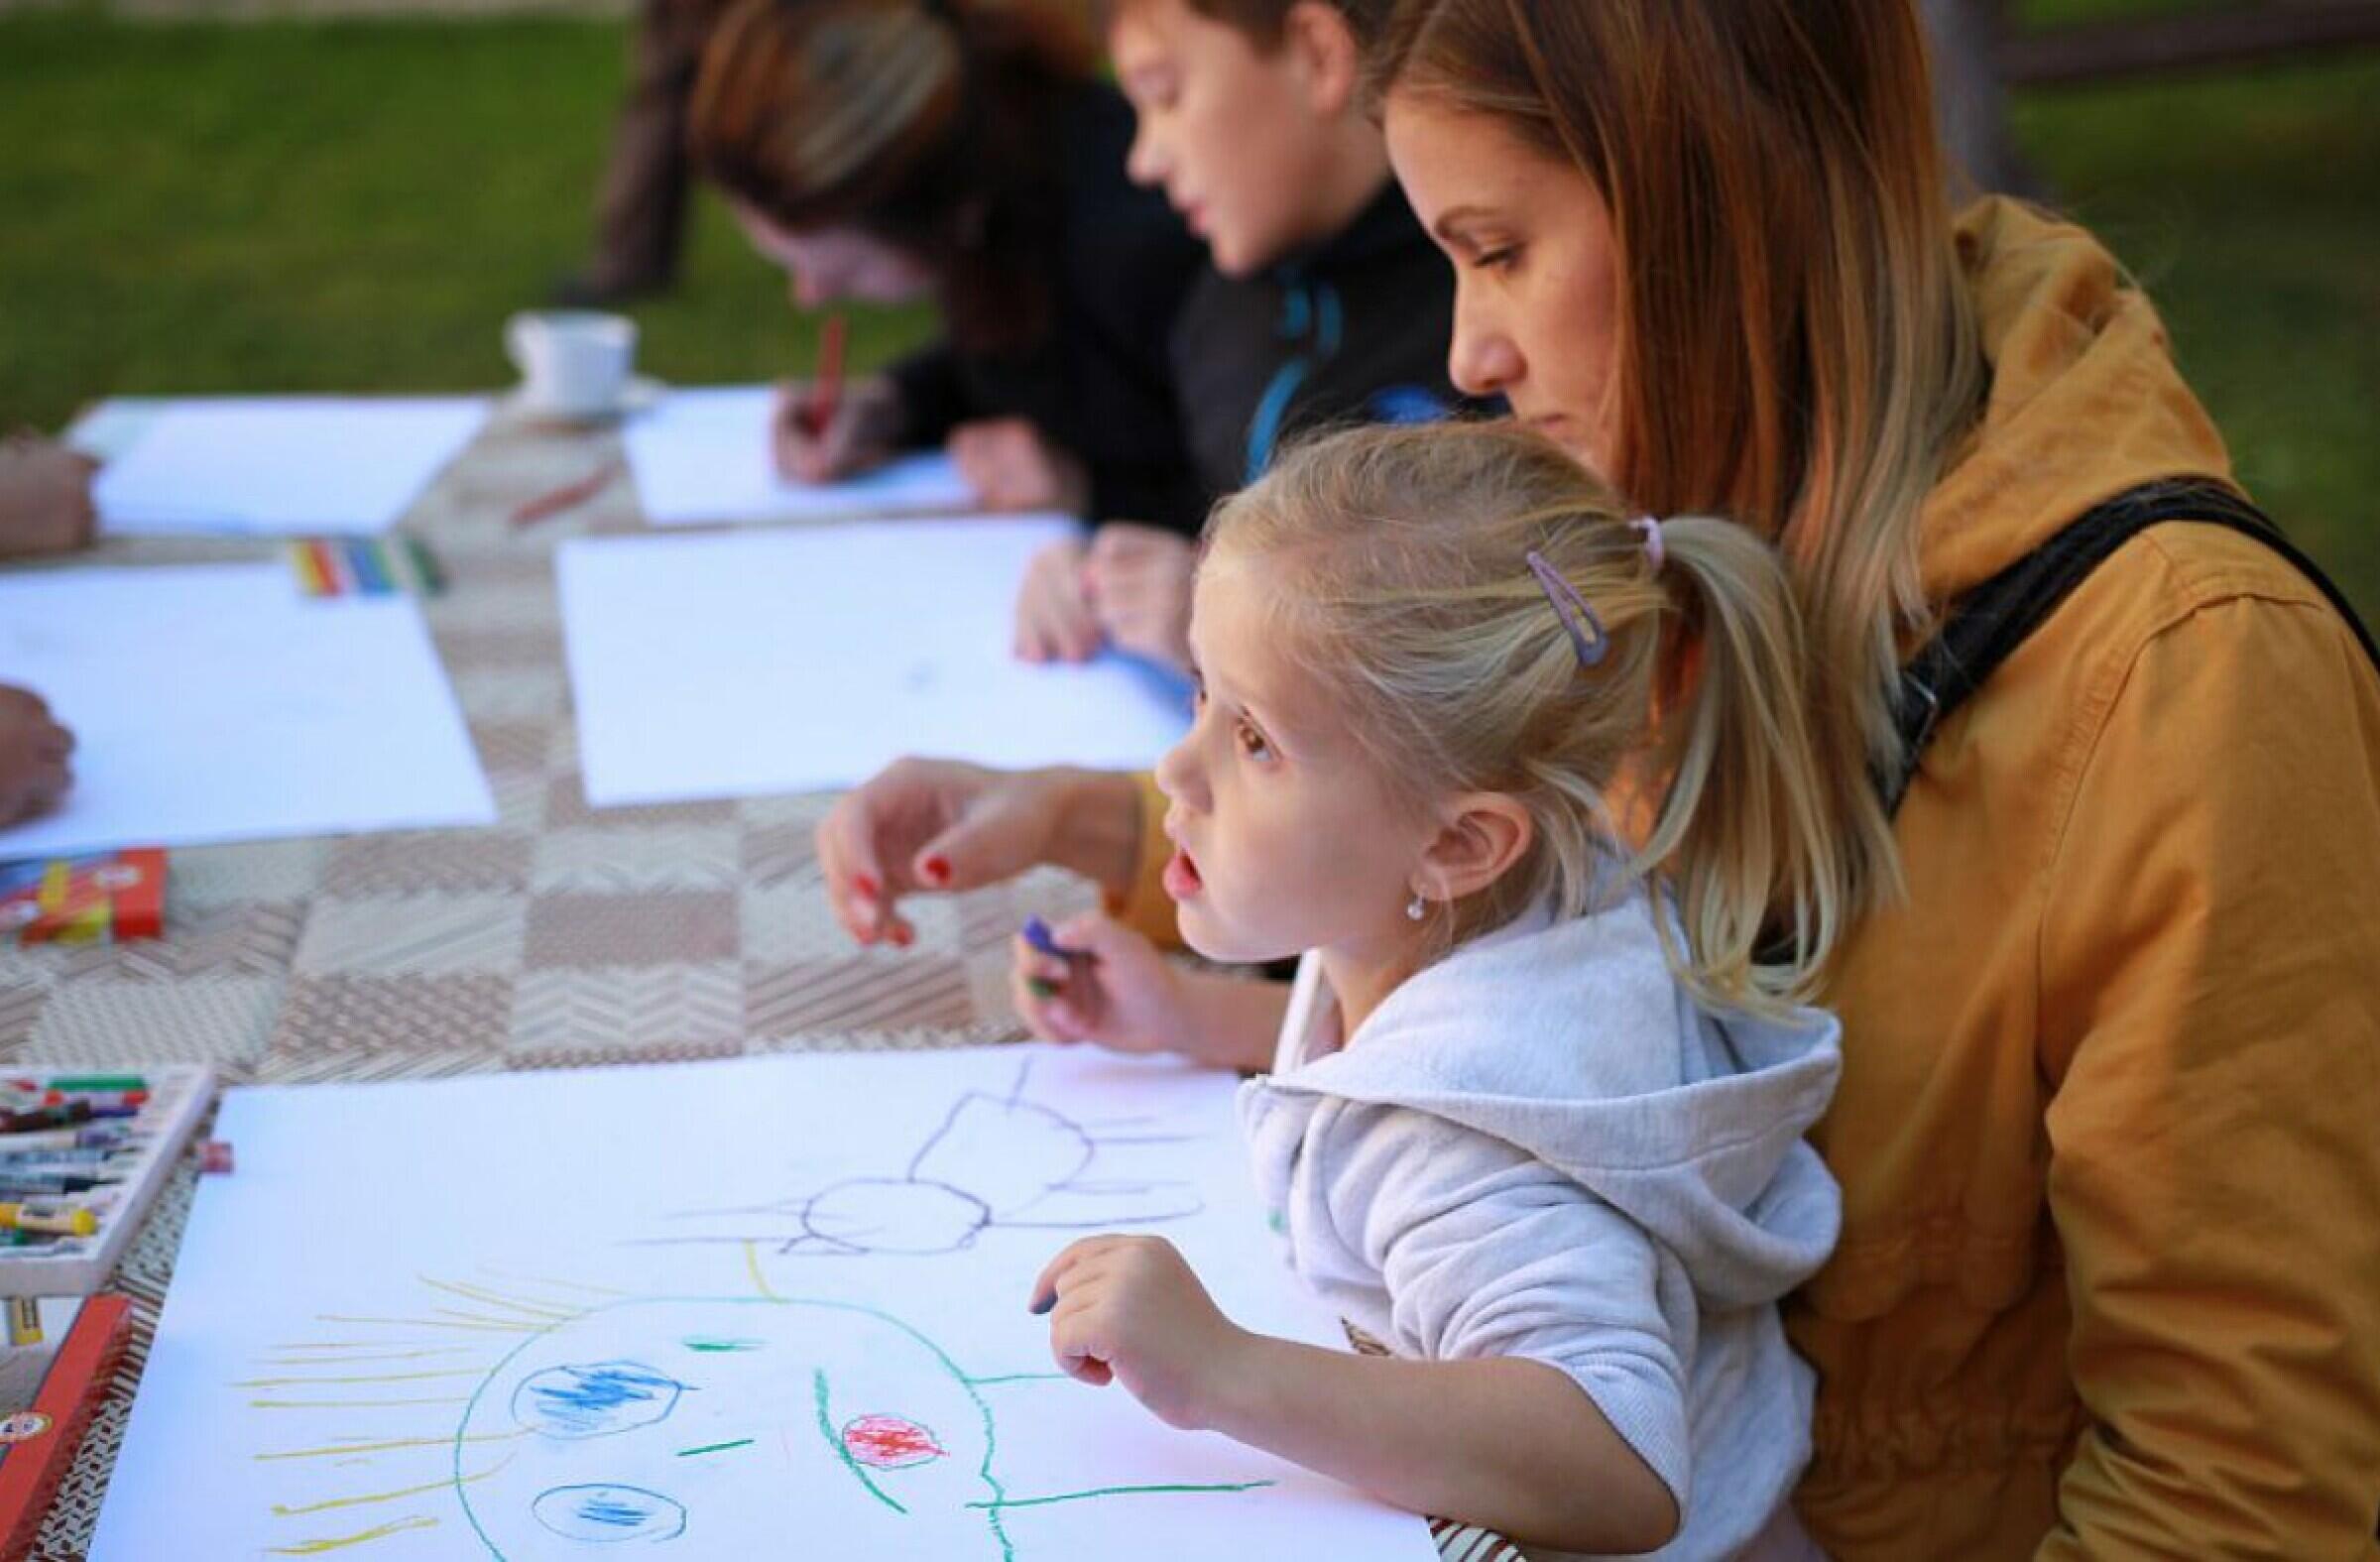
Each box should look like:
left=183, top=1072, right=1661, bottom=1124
left=921, top=856, right=952, bottom=887
left=890, top=924, right=914, bottom=948
left=852, top=873, right=880, bottom=901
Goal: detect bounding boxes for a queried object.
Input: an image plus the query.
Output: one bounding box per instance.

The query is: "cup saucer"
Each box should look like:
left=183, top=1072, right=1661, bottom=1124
left=506, top=374, right=665, bottom=427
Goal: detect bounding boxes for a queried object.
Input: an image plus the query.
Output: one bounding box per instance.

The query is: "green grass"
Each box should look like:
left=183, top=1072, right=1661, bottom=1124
left=0, top=6, right=2372, bottom=615
left=0, top=9, right=930, bottom=419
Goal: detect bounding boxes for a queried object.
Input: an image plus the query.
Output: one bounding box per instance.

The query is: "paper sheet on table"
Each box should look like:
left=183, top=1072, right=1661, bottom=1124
left=625, top=384, right=978, bottom=526
left=90, top=395, right=488, bottom=537
left=558, top=521, right=1191, bottom=805
left=88, top=1045, right=1439, bottom=1562
left=0, top=563, right=495, bottom=858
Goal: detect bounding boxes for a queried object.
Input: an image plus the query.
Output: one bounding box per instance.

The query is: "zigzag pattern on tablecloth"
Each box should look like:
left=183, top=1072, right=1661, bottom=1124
left=510, top=962, right=746, bottom=1052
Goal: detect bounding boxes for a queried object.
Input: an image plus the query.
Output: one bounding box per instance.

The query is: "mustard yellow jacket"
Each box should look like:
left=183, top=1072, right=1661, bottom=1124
left=1111, top=199, right=2380, bottom=1557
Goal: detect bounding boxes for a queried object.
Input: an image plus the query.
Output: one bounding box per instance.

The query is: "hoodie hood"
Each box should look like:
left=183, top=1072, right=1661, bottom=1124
left=1921, top=197, right=2237, bottom=605
left=1245, top=894, right=1842, bottom=1310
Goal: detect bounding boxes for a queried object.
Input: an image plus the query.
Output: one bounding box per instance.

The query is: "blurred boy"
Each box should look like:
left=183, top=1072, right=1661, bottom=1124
left=1014, top=0, right=1468, bottom=669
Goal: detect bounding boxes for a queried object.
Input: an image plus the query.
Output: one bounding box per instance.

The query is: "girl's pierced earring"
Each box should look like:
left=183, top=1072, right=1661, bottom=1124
left=1405, top=892, right=1428, bottom=922
left=1629, top=516, right=1666, bottom=572
left=1525, top=549, right=1607, bottom=668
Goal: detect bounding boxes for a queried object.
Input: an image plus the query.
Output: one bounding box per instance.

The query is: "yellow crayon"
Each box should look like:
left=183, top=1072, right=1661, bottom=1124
left=0, top=1200, right=97, bottom=1237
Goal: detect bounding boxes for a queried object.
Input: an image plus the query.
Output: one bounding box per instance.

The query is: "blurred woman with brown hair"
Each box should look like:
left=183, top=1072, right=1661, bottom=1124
left=688, top=0, right=1211, bottom=524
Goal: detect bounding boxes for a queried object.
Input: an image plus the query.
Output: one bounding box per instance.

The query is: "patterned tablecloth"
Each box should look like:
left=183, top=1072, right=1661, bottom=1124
left=5, top=405, right=1520, bottom=1562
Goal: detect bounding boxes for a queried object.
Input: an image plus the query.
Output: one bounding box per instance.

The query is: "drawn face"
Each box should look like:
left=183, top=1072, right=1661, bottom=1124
left=457, top=1298, right=1001, bottom=1557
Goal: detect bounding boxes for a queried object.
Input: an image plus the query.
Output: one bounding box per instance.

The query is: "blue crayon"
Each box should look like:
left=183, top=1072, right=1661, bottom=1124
left=1022, top=916, right=1099, bottom=963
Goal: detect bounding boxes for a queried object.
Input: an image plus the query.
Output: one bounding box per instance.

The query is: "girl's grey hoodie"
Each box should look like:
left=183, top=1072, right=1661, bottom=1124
left=1239, top=892, right=1842, bottom=1560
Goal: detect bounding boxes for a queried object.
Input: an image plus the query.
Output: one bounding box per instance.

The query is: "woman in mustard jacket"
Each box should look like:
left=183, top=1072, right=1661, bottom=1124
left=815, top=1, right=2380, bottom=1553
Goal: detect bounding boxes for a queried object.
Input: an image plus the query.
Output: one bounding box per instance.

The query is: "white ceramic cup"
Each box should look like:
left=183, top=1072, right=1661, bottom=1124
left=505, top=310, right=637, bottom=418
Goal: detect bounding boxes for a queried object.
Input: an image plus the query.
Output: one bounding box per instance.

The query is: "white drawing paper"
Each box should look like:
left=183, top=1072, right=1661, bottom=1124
left=88, top=1046, right=1439, bottom=1561
left=556, top=522, right=1191, bottom=806
left=90, top=395, right=488, bottom=538
left=624, top=385, right=979, bottom=527
left=0, top=563, right=495, bottom=858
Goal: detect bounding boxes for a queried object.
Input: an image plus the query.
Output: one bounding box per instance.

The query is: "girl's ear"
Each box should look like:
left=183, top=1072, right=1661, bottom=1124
left=1418, top=793, right=1534, bottom=902
left=1283, top=0, right=1365, bottom=120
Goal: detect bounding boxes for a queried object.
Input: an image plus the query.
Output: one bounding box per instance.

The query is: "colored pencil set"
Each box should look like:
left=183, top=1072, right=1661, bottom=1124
left=0, top=850, right=166, bottom=947
left=0, top=1068, right=217, bottom=1311
left=285, top=537, right=444, bottom=598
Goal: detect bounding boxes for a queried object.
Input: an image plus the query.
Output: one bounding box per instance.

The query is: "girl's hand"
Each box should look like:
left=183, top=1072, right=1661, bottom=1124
left=771, top=373, right=903, bottom=483
left=949, top=418, right=1090, bottom=515
left=1011, top=913, right=1190, bottom=1055
left=1081, top=524, right=1195, bottom=671
left=1012, top=539, right=1103, bottom=663
left=1029, top=1235, right=1249, bottom=1430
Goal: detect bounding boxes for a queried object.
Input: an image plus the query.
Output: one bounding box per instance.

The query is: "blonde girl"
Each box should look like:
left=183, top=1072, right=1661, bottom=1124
left=1018, top=420, right=1882, bottom=1558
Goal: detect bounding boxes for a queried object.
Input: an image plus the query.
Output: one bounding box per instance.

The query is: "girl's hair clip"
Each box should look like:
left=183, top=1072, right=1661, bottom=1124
left=1525, top=549, right=1608, bottom=668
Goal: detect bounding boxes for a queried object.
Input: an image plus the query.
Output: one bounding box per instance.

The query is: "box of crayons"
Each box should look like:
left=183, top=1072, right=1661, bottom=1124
left=0, top=1068, right=214, bottom=1298
left=0, top=850, right=166, bottom=946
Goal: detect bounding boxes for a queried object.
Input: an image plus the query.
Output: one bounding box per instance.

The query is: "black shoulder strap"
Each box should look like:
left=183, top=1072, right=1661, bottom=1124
left=1883, top=477, right=2380, bottom=814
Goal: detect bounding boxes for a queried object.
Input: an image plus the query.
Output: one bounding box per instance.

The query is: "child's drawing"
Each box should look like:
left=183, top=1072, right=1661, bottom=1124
left=233, top=1268, right=1271, bottom=1560
left=645, top=1059, right=1205, bottom=1258
left=458, top=1293, right=1268, bottom=1559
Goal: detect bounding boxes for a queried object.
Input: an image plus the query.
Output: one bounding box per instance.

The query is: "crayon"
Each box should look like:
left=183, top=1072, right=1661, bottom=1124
left=38, top=1090, right=148, bottom=1112
left=798, top=312, right=848, bottom=438
left=345, top=539, right=391, bottom=596
left=39, top=1076, right=150, bottom=1093
left=0, top=1146, right=139, bottom=1166
left=0, top=1202, right=97, bottom=1237
left=0, top=1102, right=93, bottom=1135
left=0, top=1174, right=101, bottom=1197
left=0, top=1127, right=130, bottom=1154
left=1021, top=915, right=1098, bottom=1002
left=6, top=1296, right=39, bottom=1347
left=406, top=538, right=445, bottom=593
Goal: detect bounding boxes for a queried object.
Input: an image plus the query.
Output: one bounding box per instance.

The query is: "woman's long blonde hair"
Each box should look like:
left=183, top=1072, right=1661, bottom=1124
left=1212, top=421, right=1895, bottom=1014
left=1363, top=0, right=1985, bottom=895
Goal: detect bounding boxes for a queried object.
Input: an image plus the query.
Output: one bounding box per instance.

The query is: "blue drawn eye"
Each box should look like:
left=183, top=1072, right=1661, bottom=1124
left=533, top=1484, right=688, bottom=1543
left=513, top=1361, right=687, bottom=1438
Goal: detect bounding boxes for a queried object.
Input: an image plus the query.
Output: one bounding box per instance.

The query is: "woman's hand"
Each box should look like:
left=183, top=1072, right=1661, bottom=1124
left=771, top=373, right=904, bottom=483
left=813, top=761, right=1144, bottom=946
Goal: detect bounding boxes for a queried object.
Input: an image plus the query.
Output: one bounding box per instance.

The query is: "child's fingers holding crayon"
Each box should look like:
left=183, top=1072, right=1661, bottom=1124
left=1010, top=939, right=1094, bottom=1044
left=1030, top=1236, right=1243, bottom=1427
left=1051, top=913, right=1189, bottom=1055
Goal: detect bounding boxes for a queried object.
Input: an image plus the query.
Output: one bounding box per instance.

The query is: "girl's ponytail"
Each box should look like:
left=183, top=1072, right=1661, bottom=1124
left=1635, top=517, right=1897, bottom=1008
